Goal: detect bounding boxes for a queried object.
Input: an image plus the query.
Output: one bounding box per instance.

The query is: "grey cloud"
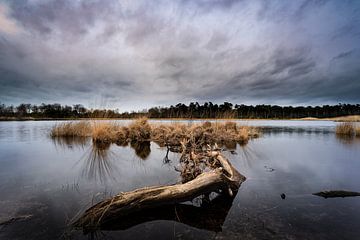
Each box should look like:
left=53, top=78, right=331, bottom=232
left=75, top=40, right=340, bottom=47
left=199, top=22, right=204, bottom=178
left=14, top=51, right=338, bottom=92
left=9, top=0, right=122, bottom=38
left=332, top=50, right=354, bottom=61
left=205, top=31, right=229, bottom=51
left=1, top=0, right=360, bottom=110
left=180, top=0, right=241, bottom=12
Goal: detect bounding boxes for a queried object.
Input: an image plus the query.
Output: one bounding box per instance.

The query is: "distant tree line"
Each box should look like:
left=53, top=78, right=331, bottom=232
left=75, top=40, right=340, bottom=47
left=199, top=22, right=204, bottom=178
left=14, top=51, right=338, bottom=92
left=0, top=102, right=359, bottom=119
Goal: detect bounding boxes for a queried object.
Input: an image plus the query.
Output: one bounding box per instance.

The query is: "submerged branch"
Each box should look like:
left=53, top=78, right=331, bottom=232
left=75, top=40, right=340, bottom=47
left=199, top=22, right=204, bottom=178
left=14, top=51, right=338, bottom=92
left=313, top=190, right=360, bottom=198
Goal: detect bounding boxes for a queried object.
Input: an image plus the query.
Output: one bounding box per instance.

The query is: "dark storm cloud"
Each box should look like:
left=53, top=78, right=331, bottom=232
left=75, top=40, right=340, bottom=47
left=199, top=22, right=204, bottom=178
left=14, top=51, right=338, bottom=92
left=0, top=0, right=360, bottom=110
left=9, top=0, right=122, bottom=37
left=332, top=50, right=354, bottom=61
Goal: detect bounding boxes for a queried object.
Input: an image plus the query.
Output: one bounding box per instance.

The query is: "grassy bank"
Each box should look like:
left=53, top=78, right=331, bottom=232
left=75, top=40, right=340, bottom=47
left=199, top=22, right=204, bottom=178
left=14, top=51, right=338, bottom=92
left=326, top=115, right=360, bottom=122
left=2, top=115, right=360, bottom=122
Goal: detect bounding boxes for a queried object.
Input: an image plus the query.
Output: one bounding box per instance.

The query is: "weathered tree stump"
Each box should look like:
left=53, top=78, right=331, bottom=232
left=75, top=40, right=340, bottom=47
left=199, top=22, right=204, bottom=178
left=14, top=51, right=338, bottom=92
left=73, top=151, right=245, bottom=232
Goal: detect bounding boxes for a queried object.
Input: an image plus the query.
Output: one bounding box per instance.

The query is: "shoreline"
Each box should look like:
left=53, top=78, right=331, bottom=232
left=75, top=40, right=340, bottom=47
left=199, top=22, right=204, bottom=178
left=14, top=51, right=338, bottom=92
left=1, top=116, right=359, bottom=122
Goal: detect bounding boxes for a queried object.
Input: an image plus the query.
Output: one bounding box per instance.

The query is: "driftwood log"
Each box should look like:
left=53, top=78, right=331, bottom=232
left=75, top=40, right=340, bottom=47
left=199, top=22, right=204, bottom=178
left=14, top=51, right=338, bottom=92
left=86, top=193, right=236, bottom=232
left=73, top=151, right=245, bottom=232
left=313, top=190, right=360, bottom=198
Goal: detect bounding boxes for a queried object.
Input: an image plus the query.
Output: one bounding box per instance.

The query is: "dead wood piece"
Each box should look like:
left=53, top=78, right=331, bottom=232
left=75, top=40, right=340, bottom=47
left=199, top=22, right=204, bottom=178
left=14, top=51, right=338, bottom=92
left=313, top=190, right=360, bottom=198
left=92, top=193, right=235, bottom=232
left=0, top=215, right=33, bottom=227
left=73, top=151, right=245, bottom=231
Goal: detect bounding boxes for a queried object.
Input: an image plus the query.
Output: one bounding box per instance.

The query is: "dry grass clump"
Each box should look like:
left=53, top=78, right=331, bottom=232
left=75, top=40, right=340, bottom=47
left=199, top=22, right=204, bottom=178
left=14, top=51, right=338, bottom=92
left=355, top=126, right=360, bottom=137
left=50, top=121, right=92, bottom=137
left=335, top=123, right=356, bottom=136
left=127, top=117, right=151, bottom=141
left=151, top=120, right=259, bottom=149
left=51, top=118, right=260, bottom=149
left=92, top=122, right=121, bottom=143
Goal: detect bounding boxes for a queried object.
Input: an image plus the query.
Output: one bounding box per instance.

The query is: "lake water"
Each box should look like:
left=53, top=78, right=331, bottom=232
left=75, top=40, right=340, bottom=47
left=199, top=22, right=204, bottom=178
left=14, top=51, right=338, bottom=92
left=0, top=120, right=359, bottom=239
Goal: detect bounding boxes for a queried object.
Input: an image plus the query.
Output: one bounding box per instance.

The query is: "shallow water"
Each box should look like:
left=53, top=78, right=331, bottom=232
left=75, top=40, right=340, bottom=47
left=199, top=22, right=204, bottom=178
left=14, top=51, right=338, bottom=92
left=0, top=120, right=359, bottom=239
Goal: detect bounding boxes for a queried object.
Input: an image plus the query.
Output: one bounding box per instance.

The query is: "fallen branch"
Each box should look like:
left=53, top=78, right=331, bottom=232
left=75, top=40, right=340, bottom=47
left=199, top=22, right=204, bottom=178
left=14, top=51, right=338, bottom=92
left=0, top=215, right=32, bottom=227
left=313, top=190, right=360, bottom=198
left=73, top=151, right=245, bottom=232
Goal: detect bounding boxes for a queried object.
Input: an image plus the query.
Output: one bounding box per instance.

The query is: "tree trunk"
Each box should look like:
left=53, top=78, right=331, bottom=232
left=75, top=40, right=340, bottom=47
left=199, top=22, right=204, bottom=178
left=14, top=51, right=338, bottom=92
left=73, top=151, right=245, bottom=232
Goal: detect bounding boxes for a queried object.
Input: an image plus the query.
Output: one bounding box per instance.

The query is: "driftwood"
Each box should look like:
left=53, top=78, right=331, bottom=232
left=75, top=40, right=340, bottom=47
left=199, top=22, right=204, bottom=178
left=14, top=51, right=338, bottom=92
left=73, top=151, right=245, bottom=232
left=0, top=215, right=32, bottom=227
left=89, top=193, right=236, bottom=232
left=313, top=190, right=360, bottom=198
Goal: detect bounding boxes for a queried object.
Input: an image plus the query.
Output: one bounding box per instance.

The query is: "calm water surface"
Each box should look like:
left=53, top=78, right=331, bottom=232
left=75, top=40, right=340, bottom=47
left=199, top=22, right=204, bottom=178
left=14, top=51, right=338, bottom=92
left=0, top=120, right=359, bottom=239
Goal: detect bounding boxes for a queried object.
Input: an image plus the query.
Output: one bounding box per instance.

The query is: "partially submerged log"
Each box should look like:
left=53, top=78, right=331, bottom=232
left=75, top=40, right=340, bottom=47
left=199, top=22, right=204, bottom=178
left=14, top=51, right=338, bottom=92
left=313, top=190, right=360, bottom=198
left=91, top=193, right=236, bottom=232
left=73, top=151, right=245, bottom=232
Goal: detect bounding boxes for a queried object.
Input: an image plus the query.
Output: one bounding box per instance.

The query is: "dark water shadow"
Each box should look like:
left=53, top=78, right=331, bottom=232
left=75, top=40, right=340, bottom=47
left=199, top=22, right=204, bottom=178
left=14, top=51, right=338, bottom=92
left=130, top=141, right=151, bottom=160
left=335, top=134, right=360, bottom=146
left=84, top=193, right=237, bottom=234
left=78, top=141, right=119, bottom=183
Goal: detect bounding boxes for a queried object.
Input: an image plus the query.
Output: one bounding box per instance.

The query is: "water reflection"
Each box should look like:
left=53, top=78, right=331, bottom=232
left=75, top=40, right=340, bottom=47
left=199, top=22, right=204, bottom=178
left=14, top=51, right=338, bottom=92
left=2, top=120, right=360, bottom=239
left=335, top=134, right=360, bottom=146
left=52, top=137, right=154, bottom=182
left=130, top=141, right=151, bottom=160
left=52, top=137, right=90, bottom=150
left=88, top=193, right=236, bottom=233
left=79, top=141, right=119, bottom=183
left=261, top=126, right=333, bottom=135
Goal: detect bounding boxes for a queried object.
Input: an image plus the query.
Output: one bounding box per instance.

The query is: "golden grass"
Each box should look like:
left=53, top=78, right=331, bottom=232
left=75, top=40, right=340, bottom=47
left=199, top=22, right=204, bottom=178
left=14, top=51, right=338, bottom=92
left=92, top=122, right=120, bottom=143
left=355, top=126, right=360, bottom=137
left=50, top=121, right=92, bottom=137
left=51, top=118, right=260, bottom=148
left=335, top=123, right=356, bottom=136
left=150, top=120, right=260, bottom=147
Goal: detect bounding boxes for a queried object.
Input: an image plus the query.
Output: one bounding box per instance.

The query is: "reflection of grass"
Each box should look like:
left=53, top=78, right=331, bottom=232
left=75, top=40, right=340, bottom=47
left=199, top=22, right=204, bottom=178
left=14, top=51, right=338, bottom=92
left=130, top=141, right=151, bottom=160
left=81, top=141, right=118, bottom=183
left=50, top=118, right=260, bottom=148
left=335, top=123, right=360, bottom=145
left=356, top=127, right=360, bottom=137
left=52, top=136, right=90, bottom=149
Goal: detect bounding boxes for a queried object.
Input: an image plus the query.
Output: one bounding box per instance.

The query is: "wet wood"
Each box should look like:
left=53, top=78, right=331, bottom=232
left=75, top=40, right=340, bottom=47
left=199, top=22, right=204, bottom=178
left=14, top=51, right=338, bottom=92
left=313, top=190, right=360, bottom=198
left=73, top=151, right=245, bottom=231
left=0, top=215, right=32, bottom=226
left=92, top=193, right=236, bottom=232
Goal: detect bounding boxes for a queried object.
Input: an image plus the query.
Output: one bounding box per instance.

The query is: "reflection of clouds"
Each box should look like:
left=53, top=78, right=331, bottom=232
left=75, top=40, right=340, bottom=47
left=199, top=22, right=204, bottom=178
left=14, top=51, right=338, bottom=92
left=261, top=126, right=334, bottom=136
left=237, top=144, right=258, bottom=169
left=242, top=133, right=360, bottom=195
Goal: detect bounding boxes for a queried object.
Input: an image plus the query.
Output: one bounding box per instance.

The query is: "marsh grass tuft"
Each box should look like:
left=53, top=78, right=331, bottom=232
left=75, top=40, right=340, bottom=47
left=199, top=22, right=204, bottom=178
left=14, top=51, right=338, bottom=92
left=356, top=126, right=360, bottom=137
left=51, top=118, right=260, bottom=148
left=335, top=123, right=356, bottom=136
left=50, top=121, right=92, bottom=138
left=92, top=122, right=120, bottom=143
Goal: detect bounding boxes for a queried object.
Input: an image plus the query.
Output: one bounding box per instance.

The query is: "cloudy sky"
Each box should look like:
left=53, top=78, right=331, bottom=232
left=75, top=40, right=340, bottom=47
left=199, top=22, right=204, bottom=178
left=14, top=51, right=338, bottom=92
left=0, top=0, right=359, bottom=110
